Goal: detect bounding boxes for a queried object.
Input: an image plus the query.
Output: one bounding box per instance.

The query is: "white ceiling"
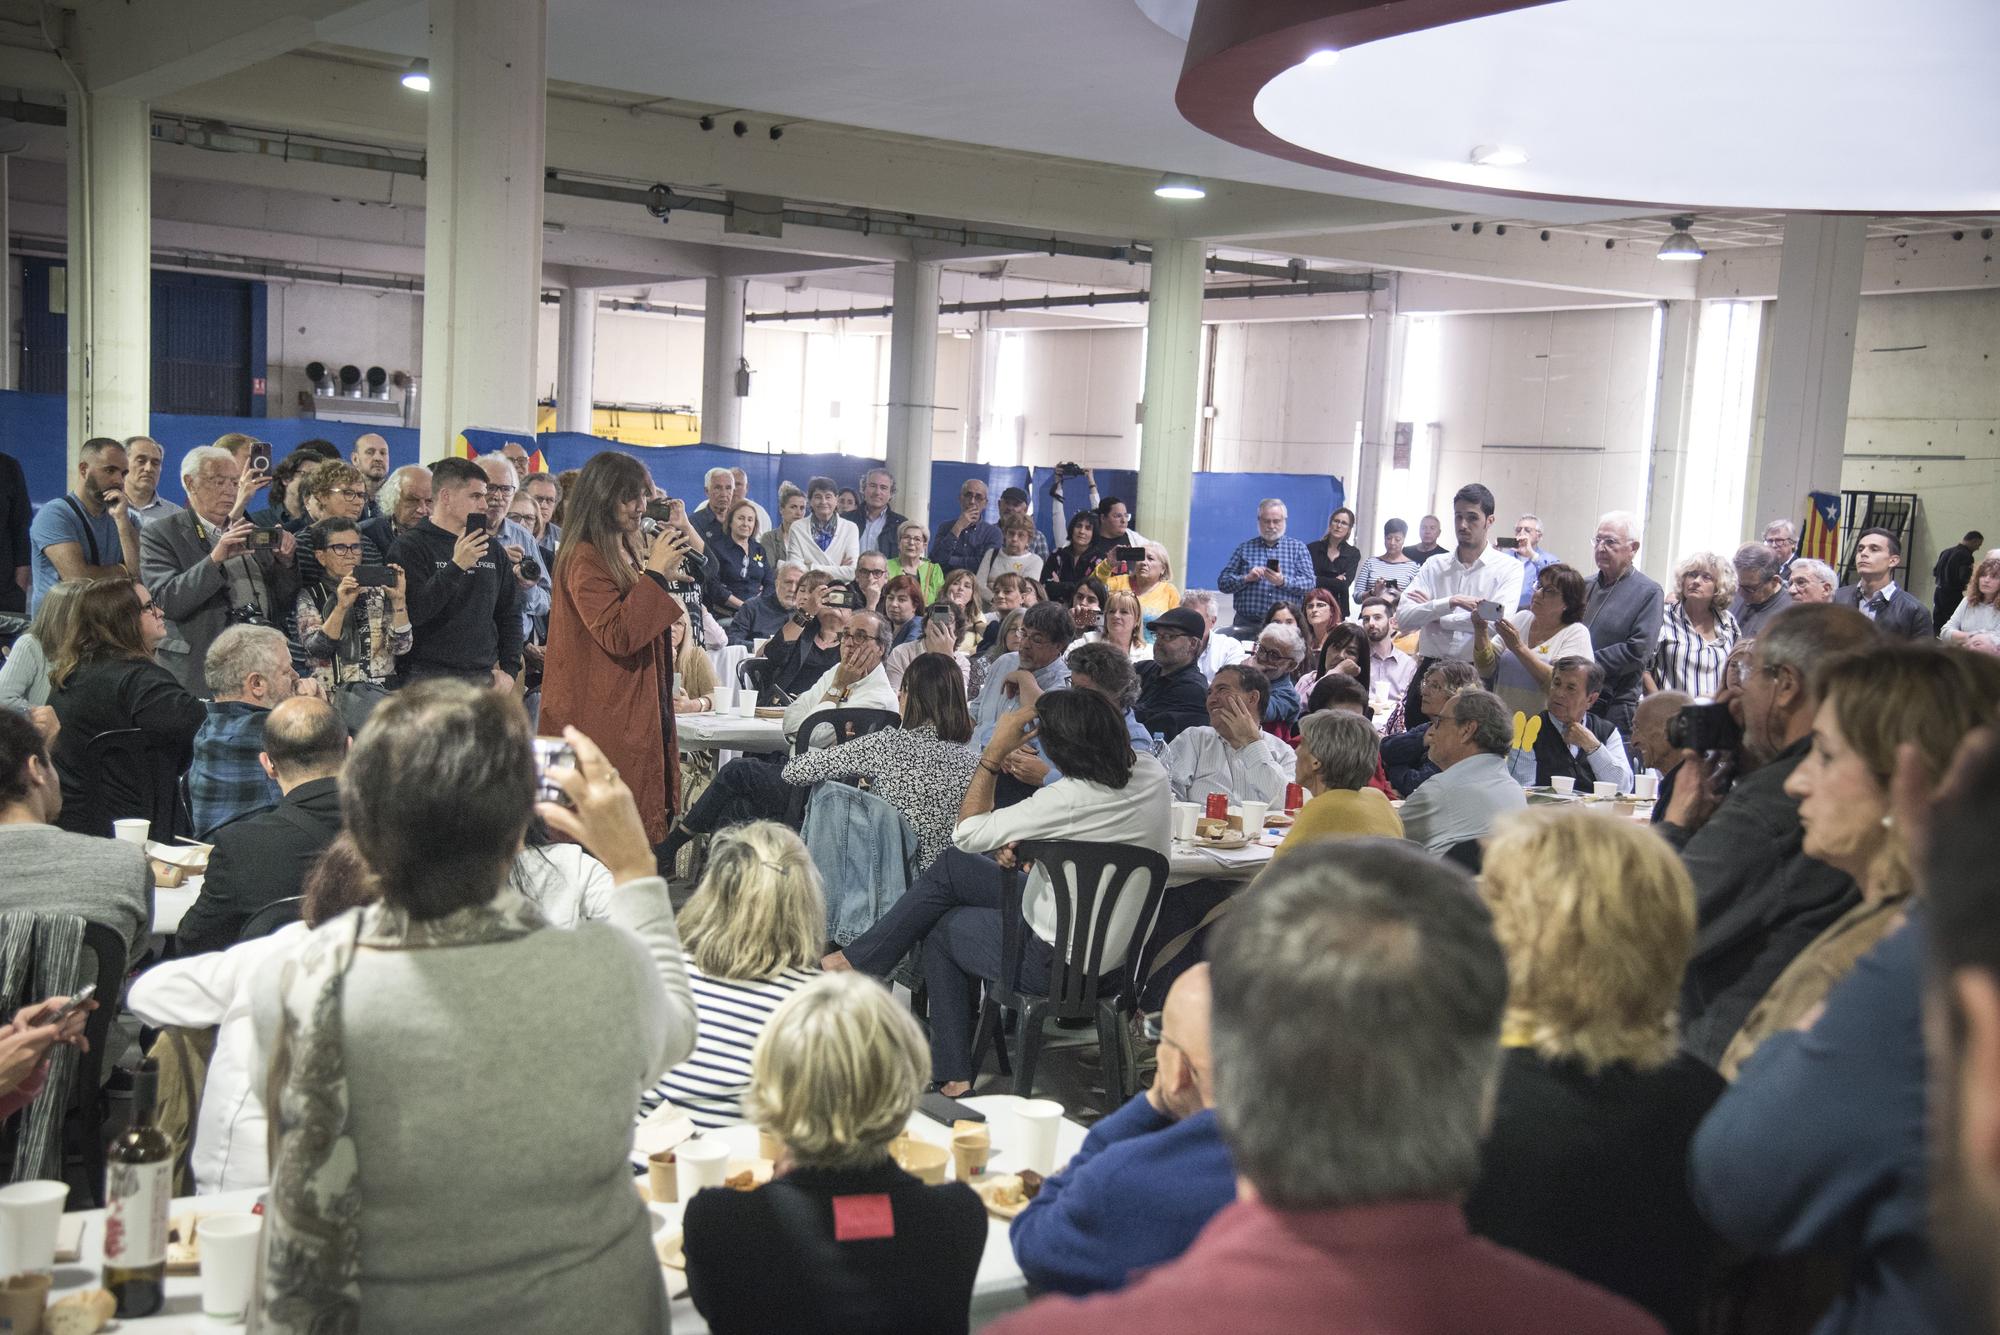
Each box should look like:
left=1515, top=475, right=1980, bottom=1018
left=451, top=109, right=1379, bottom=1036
left=318, top=0, right=1639, bottom=224
left=1252, top=0, right=2000, bottom=212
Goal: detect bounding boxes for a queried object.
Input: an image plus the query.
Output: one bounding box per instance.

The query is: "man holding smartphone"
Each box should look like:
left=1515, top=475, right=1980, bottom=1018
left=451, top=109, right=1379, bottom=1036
left=1215, top=500, right=1314, bottom=638
left=387, top=457, right=523, bottom=691
left=1393, top=483, right=1521, bottom=727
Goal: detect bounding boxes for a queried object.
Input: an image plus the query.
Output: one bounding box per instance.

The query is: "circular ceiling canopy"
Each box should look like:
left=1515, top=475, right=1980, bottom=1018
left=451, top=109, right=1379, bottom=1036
left=1178, top=0, right=2000, bottom=212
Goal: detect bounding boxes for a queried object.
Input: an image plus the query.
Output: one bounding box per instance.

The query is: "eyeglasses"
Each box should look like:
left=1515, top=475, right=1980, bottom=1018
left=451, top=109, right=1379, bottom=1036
left=838, top=630, right=880, bottom=644
left=485, top=485, right=516, bottom=498
left=325, top=488, right=368, bottom=501
left=1592, top=535, right=1628, bottom=550
left=322, top=542, right=363, bottom=555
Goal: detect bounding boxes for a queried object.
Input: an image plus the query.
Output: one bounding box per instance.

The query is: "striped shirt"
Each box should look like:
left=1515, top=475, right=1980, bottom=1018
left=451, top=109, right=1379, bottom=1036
left=1652, top=603, right=1740, bottom=699
left=639, top=956, right=818, bottom=1129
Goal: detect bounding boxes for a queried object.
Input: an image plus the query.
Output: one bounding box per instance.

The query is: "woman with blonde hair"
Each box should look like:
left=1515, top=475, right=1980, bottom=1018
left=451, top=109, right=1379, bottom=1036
left=639, top=821, right=823, bottom=1128
left=682, top=972, right=985, bottom=1334
left=1940, top=554, right=2000, bottom=650
left=1466, top=806, right=1724, bottom=1334
left=1099, top=589, right=1148, bottom=659
left=1101, top=540, right=1179, bottom=626
left=1719, top=643, right=2000, bottom=1077
left=670, top=615, right=717, bottom=714
left=0, top=579, right=86, bottom=712
left=1650, top=551, right=1739, bottom=697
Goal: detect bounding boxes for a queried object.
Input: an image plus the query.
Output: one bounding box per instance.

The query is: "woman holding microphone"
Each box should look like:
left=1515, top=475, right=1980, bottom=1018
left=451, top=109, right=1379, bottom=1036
left=540, top=453, right=698, bottom=869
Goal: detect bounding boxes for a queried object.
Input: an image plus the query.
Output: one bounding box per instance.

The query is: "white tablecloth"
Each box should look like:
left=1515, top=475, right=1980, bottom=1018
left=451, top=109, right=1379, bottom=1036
left=153, top=881, right=200, bottom=938
left=1167, top=838, right=1275, bottom=887
left=705, top=644, right=753, bottom=708
left=54, top=1095, right=1086, bottom=1332
left=676, top=713, right=787, bottom=754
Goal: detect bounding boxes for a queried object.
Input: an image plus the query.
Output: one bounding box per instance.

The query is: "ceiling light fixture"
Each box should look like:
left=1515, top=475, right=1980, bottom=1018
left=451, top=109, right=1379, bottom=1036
left=1468, top=143, right=1528, bottom=168
left=1154, top=173, right=1207, bottom=200
left=1656, top=216, right=1706, bottom=261
left=1303, top=48, right=1340, bottom=68
left=400, top=58, right=430, bottom=92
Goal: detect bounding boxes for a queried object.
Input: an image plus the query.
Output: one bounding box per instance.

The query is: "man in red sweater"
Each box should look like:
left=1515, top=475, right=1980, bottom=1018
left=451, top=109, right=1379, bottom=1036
left=989, top=839, right=1664, bottom=1335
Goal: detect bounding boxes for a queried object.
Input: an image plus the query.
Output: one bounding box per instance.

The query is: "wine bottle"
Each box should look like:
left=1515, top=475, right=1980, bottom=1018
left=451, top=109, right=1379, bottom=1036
left=103, top=1059, right=171, bottom=1318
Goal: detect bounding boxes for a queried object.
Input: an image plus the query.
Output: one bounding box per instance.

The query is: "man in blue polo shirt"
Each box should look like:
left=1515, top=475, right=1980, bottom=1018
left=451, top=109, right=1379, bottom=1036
left=29, top=436, right=142, bottom=611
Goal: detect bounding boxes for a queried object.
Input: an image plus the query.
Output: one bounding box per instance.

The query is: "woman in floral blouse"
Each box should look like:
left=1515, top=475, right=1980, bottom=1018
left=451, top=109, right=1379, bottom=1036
left=296, top=517, right=411, bottom=732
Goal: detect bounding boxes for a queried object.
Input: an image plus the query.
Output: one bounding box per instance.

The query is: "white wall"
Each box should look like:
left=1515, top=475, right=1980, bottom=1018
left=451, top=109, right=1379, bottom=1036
left=1010, top=327, right=1143, bottom=469
left=265, top=284, right=424, bottom=419
left=1206, top=317, right=1369, bottom=474
left=1430, top=305, right=1659, bottom=571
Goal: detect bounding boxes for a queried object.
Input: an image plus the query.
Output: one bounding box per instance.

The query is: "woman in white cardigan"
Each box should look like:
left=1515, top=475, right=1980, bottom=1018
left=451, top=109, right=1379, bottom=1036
left=783, top=474, right=861, bottom=580
left=246, top=682, right=696, bottom=1335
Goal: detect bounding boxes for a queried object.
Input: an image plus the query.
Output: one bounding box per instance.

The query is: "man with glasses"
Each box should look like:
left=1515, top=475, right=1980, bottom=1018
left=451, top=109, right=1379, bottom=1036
left=1729, top=542, right=1792, bottom=638
left=477, top=452, right=552, bottom=640
left=1396, top=689, right=1525, bottom=856
left=122, top=436, right=180, bottom=525
left=1011, top=964, right=1234, bottom=1296
left=1216, top=500, right=1314, bottom=639
left=1510, top=513, right=1556, bottom=609
left=188, top=624, right=317, bottom=837
left=1580, top=510, right=1663, bottom=738
left=850, top=550, right=890, bottom=613
left=970, top=601, right=1073, bottom=748
left=386, top=457, right=523, bottom=691
left=932, top=478, right=1002, bottom=575
left=1762, top=518, right=1798, bottom=580
left=1136, top=607, right=1213, bottom=744
left=141, top=444, right=298, bottom=695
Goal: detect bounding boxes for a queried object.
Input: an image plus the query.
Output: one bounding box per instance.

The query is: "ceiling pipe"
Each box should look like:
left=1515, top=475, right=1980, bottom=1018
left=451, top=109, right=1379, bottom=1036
left=744, top=277, right=1372, bottom=322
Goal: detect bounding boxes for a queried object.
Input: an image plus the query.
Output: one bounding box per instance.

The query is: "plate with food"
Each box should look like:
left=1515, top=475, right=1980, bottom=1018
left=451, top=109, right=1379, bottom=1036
left=754, top=706, right=788, bottom=720
left=975, top=1169, right=1044, bottom=1221
left=165, top=1216, right=205, bottom=1275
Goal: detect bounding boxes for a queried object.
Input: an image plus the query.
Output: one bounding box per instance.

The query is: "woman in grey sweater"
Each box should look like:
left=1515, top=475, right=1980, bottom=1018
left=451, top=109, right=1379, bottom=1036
left=249, top=681, right=697, bottom=1335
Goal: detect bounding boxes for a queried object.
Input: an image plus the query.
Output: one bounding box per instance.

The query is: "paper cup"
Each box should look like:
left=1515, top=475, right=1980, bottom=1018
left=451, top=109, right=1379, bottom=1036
left=1171, top=802, right=1198, bottom=841
left=0, top=1180, right=69, bottom=1275
left=647, top=1149, right=679, bottom=1203
left=113, top=818, right=150, bottom=845
left=950, top=1127, right=991, bottom=1181
left=1634, top=772, right=1660, bottom=800
left=1550, top=776, right=1575, bottom=795
left=197, top=1213, right=262, bottom=1320
left=889, top=1137, right=949, bottom=1185
left=757, top=1129, right=784, bottom=1162
left=735, top=697, right=757, bottom=719
left=0, top=1274, right=49, bottom=1330
left=1593, top=781, right=1617, bottom=799
left=1013, top=1099, right=1064, bottom=1175
left=676, top=1137, right=731, bottom=1197
left=1239, top=800, right=1269, bottom=833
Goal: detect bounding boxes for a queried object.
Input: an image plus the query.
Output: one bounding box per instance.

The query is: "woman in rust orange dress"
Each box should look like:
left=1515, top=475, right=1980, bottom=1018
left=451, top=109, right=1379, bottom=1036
left=540, top=452, right=699, bottom=867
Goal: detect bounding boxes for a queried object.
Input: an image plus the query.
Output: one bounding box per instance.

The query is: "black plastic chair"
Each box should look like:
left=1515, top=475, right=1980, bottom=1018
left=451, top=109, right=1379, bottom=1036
left=968, top=839, right=1170, bottom=1106
left=79, top=728, right=189, bottom=842
left=238, top=896, right=306, bottom=943
left=1443, top=838, right=1484, bottom=873
left=782, top=708, right=901, bottom=827
left=0, top=921, right=127, bottom=1205
left=736, top=657, right=774, bottom=702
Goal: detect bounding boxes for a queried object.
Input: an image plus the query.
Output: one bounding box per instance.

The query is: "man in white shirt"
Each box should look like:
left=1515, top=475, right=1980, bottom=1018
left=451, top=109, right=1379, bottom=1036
left=1162, top=664, right=1296, bottom=807
left=1526, top=656, right=1633, bottom=794
left=1359, top=595, right=1416, bottom=709
left=781, top=610, right=899, bottom=745
left=1397, top=689, right=1526, bottom=856
left=1180, top=590, right=1247, bottom=680
left=1395, top=483, right=1519, bottom=725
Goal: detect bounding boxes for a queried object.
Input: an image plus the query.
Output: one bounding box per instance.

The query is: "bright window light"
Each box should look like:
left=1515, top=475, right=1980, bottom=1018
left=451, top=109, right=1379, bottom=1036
left=1676, top=300, right=1762, bottom=558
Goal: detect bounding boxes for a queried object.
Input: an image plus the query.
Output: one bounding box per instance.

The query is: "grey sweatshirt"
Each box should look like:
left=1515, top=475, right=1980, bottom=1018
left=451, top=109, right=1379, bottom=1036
left=0, top=823, right=154, bottom=966
left=1583, top=567, right=1665, bottom=712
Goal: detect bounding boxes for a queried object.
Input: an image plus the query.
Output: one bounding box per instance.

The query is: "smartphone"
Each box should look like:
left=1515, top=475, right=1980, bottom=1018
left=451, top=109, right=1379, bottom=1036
left=1493, top=536, right=1520, bottom=550
left=463, top=512, right=488, bottom=535
left=821, top=585, right=850, bottom=609
left=918, top=1089, right=985, bottom=1127
left=250, top=528, right=276, bottom=549
left=530, top=737, right=576, bottom=806
left=248, top=445, right=272, bottom=474
left=45, top=984, right=97, bottom=1026
left=354, top=564, right=394, bottom=588
left=1476, top=599, right=1506, bottom=621
left=1265, top=558, right=1280, bottom=572
left=644, top=500, right=677, bottom=525
left=1115, top=545, right=1145, bottom=565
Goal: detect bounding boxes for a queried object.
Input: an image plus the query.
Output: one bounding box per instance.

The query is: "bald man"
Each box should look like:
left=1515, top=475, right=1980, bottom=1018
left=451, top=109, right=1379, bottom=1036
left=1010, top=965, right=1236, bottom=1295
left=476, top=453, right=551, bottom=639
left=1631, top=689, right=1693, bottom=823
left=351, top=433, right=390, bottom=519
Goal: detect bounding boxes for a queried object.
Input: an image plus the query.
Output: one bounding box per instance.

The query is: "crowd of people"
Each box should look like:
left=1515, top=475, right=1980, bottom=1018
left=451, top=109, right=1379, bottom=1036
left=1, top=430, right=1998, bottom=1335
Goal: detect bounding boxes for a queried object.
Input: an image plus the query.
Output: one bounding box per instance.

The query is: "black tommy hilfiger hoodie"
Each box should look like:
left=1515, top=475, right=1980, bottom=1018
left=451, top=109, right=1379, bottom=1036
left=386, top=519, right=523, bottom=679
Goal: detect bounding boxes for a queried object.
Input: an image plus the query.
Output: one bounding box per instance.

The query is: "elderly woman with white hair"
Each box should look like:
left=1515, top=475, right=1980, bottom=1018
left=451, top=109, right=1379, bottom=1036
left=682, top=972, right=986, bottom=1334
left=1250, top=621, right=1308, bottom=725
left=1650, top=551, right=1740, bottom=698
left=1276, top=710, right=1403, bottom=855
left=1785, top=558, right=1838, bottom=605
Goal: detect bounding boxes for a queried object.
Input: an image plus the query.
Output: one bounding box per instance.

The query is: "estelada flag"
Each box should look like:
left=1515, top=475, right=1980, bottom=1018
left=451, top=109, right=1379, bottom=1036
left=1800, top=491, right=1841, bottom=565
left=527, top=449, right=548, bottom=474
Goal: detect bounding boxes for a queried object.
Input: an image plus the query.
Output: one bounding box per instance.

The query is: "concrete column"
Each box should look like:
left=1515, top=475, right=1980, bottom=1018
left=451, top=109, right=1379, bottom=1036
left=555, top=288, right=596, bottom=435
left=1641, top=300, right=1700, bottom=578
left=884, top=259, right=940, bottom=529
left=418, top=0, right=548, bottom=460
left=1353, top=274, right=1404, bottom=542
left=701, top=275, right=746, bottom=449
left=1137, top=239, right=1205, bottom=580
left=65, top=92, right=150, bottom=465
left=0, top=154, right=12, bottom=392
left=1748, top=214, right=1866, bottom=537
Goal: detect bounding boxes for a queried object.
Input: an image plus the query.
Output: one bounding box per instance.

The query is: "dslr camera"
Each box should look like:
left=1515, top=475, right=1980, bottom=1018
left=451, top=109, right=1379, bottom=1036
left=1055, top=461, right=1087, bottom=480
left=1665, top=701, right=1741, bottom=755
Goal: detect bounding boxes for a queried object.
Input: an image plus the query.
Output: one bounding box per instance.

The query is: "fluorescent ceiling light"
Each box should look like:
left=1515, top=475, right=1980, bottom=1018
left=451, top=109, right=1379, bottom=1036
left=401, top=58, right=431, bottom=92
left=1657, top=217, right=1706, bottom=261
left=1303, top=48, right=1341, bottom=68
left=1469, top=143, right=1528, bottom=168
left=1154, top=173, right=1207, bottom=200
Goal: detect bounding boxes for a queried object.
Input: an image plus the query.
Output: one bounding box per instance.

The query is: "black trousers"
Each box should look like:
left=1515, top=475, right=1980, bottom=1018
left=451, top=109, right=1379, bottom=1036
left=681, top=752, right=791, bottom=834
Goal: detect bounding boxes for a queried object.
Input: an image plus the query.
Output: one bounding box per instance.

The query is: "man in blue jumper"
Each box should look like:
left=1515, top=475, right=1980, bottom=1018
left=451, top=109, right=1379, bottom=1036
left=1010, top=964, right=1235, bottom=1295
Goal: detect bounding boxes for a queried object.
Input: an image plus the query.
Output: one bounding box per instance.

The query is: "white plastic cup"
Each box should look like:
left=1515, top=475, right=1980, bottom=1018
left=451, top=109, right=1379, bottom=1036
left=1239, top=800, right=1269, bottom=833
left=0, top=1181, right=68, bottom=1274
left=735, top=696, right=757, bottom=719
left=676, top=1136, right=731, bottom=1197
left=113, top=818, right=150, bottom=845
left=1593, top=780, right=1617, bottom=799
left=1635, top=772, right=1660, bottom=800
left=1013, top=1099, right=1064, bottom=1175
left=1550, top=776, right=1575, bottom=795
left=1171, top=802, right=1198, bottom=841
left=197, top=1213, right=262, bottom=1320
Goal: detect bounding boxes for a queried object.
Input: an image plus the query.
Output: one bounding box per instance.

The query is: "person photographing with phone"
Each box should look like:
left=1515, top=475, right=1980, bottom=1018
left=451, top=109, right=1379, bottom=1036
left=758, top=570, right=849, bottom=704
left=1215, top=500, right=1314, bottom=640
left=1392, top=483, right=1521, bottom=727
left=295, top=517, right=410, bottom=731
left=387, top=457, right=523, bottom=692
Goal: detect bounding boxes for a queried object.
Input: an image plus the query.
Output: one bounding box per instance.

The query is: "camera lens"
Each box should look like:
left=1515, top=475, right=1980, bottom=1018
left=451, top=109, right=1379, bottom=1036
left=517, top=557, right=541, bottom=582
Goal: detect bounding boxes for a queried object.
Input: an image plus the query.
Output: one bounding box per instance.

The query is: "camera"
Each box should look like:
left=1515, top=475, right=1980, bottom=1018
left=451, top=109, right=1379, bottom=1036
left=516, top=556, right=542, bottom=583
left=1055, top=462, right=1086, bottom=480
left=821, top=584, right=850, bottom=609
left=249, top=527, right=277, bottom=549
left=1666, top=702, right=1741, bottom=754
left=644, top=499, right=679, bottom=525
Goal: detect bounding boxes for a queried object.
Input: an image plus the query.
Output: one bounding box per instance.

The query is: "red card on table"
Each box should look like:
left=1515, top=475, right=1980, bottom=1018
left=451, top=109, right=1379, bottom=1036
left=832, top=1193, right=895, bottom=1242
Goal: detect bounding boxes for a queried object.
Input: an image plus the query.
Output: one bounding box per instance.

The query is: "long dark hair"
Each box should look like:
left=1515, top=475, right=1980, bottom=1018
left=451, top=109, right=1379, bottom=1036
left=1037, top=689, right=1135, bottom=789
left=48, top=578, right=150, bottom=689
left=555, top=452, right=651, bottom=594
left=1318, top=623, right=1371, bottom=698
left=901, top=652, right=973, bottom=744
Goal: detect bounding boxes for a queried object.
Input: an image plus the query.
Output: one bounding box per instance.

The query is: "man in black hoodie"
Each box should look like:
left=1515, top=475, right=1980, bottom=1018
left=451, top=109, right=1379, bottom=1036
left=386, top=456, right=523, bottom=689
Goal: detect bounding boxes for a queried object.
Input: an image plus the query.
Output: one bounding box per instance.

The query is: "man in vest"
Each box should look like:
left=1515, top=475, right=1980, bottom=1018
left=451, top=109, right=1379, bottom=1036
left=1529, top=655, right=1633, bottom=794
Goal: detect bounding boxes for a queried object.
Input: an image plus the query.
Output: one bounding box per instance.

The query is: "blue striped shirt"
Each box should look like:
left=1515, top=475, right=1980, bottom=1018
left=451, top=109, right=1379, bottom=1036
left=638, top=956, right=818, bottom=1129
